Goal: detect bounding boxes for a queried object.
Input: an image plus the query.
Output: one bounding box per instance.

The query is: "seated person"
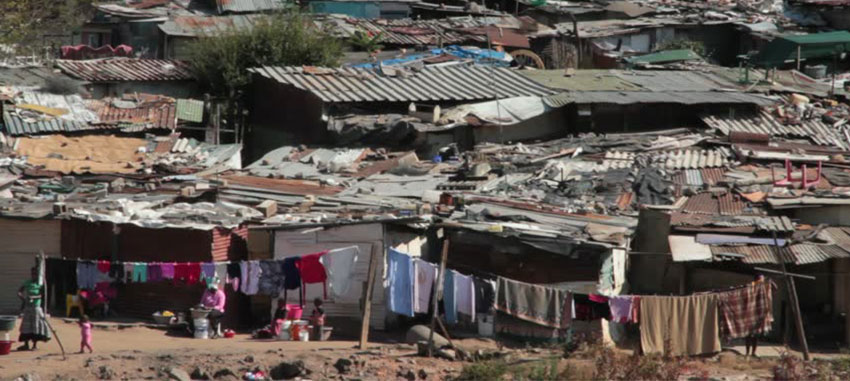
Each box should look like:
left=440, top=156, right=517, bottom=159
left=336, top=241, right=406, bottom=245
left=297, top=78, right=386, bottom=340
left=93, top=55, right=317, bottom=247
left=200, top=278, right=226, bottom=338
left=252, top=300, right=288, bottom=339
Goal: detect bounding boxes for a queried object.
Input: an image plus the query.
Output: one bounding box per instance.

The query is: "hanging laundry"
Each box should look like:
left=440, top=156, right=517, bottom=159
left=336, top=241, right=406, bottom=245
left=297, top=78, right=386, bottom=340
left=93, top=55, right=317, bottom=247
left=187, top=263, right=201, bottom=285
left=494, top=277, right=571, bottom=329
left=132, top=263, right=147, bottom=283
left=282, top=257, right=302, bottom=290
left=201, top=263, right=216, bottom=280
left=443, top=270, right=457, bottom=324
left=299, top=252, right=329, bottom=300
left=717, top=280, right=774, bottom=339
left=640, top=294, right=721, bottom=356
left=258, top=260, right=285, bottom=296
left=240, top=261, right=261, bottom=295
left=608, top=295, right=637, bottom=324
left=226, top=262, right=241, bottom=291
left=161, top=263, right=175, bottom=280
left=412, top=259, right=437, bottom=314
left=96, top=260, right=110, bottom=274
left=123, top=263, right=135, bottom=283
left=148, top=263, right=163, bottom=282
left=454, top=272, right=476, bottom=322
left=387, top=248, right=414, bottom=317
left=174, top=263, right=188, bottom=285
left=76, top=262, right=98, bottom=290
left=573, top=294, right=611, bottom=321
left=474, top=278, right=496, bottom=314
left=108, top=262, right=122, bottom=279
left=631, top=296, right=640, bottom=323
left=214, top=263, right=228, bottom=284
left=320, top=246, right=360, bottom=300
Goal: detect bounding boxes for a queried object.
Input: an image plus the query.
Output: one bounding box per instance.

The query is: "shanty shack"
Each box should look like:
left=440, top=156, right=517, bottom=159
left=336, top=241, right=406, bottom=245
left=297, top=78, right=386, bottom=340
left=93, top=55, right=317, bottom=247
left=246, top=65, right=556, bottom=161
left=56, top=58, right=198, bottom=99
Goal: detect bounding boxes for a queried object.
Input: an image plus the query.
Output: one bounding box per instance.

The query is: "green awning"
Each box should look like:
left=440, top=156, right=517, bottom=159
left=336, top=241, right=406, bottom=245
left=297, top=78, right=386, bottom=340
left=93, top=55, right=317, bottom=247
left=176, top=99, right=204, bottom=123
left=625, top=49, right=701, bottom=64
left=753, top=31, right=850, bottom=68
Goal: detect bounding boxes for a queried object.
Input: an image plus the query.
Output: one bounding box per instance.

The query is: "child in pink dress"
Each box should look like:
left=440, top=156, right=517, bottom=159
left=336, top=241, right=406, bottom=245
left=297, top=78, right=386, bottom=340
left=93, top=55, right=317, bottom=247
left=79, top=315, right=93, bottom=353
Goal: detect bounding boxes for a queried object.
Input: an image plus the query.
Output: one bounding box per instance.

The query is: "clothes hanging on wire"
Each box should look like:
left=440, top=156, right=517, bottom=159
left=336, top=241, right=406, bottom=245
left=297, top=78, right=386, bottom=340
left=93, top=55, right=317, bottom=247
left=454, top=272, right=476, bottom=322
left=494, top=276, right=571, bottom=329
left=387, top=248, right=415, bottom=317
left=640, top=294, right=721, bottom=356
left=573, top=294, right=611, bottom=321
left=148, top=263, right=163, bottom=282
left=717, top=280, right=774, bottom=339
left=258, top=260, right=285, bottom=296
left=132, top=263, right=147, bottom=283
left=443, top=269, right=457, bottom=324
left=608, top=295, right=638, bottom=324
left=77, top=262, right=98, bottom=290
left=240, top=260, right=261, bottom=295
left=320, top=246, right=359, bottom=300
left=161, top=263, right=175, bottom=280
left=96, top=260, right=110, bottom=273
left=201, top=263, right=216, bottom=280
left=299, top=252, right=329, bottom=300
left=282, top=257, right=303, bottom=306
left=123, top=263, right=135, bottom=283
left=474, top=278, right=496, bottom=314
left=226, top=262, right=240, bottom=291
left=413, top=259, right=438, bottom=314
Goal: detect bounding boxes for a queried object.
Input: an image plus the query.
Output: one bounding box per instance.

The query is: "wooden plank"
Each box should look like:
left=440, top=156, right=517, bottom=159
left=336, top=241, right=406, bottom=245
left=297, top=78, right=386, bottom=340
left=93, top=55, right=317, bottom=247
left=359, top=244, right=381, bottom=349
left=428, top=238, right=449, bottom=356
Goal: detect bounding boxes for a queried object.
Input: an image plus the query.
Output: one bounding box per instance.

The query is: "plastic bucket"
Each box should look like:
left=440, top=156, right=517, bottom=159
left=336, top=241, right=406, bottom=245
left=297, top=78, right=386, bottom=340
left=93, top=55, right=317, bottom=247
left=286, top=304, right=303, bottom=320
left=477, top=314, right=494, bottom=337
left=193, top=318, right=209, bottom=339
left=298, top=330, right=309, bottom=342
left=191, top=308, right=210, bottom=320
left=0, top=316, right=16, bottom=332
left=0, top=340, right=12, bottom=355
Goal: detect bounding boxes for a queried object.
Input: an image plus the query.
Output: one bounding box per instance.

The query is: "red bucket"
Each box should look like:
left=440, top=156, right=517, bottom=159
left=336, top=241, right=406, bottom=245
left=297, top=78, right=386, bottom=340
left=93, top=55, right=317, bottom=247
left=286, top=304, right=303, bottom=320
left=0, top=340, right=13, bottom=355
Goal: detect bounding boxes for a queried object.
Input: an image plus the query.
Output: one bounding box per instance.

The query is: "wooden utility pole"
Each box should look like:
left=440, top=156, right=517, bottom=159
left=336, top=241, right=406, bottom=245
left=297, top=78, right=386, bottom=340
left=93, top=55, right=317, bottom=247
left=428, top=235, right=449, bottom=357
left=358, top=245, right=381, bottom=349
left=770, top=231, right=810, bottom=360
left=38, top=252, right=66, bottom=360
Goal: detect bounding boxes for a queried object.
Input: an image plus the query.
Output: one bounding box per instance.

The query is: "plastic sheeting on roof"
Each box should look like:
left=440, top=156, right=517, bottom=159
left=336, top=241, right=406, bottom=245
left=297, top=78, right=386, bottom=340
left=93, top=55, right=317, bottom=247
left=440, top=96, right=550, bottom=126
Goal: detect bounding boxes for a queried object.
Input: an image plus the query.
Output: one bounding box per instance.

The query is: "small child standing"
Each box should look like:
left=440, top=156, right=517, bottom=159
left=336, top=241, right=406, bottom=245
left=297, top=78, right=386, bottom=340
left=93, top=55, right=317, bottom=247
left=310, top=298, right=325, bottom=341
left=78, top=315, right=93, bottom=354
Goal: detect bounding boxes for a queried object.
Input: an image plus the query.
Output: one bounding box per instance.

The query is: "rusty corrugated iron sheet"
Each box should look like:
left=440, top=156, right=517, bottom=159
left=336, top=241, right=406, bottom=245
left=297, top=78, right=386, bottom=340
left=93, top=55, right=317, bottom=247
left=87, top=98, right=176, bottom=130
left=222, top=175, right=344, bottom=196
left=56, top=58, right=193, bottom=82
left=711, top=243, right=850, bottom=264
left=681, top=192, right=743, bottom=216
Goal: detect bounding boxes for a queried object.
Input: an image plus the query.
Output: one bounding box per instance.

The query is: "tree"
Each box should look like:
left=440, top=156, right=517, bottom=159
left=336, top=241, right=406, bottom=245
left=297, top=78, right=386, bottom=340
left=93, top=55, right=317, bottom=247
left=0, top=0, right=94, bottom=49
left=187, top=11, right=343, bottom=98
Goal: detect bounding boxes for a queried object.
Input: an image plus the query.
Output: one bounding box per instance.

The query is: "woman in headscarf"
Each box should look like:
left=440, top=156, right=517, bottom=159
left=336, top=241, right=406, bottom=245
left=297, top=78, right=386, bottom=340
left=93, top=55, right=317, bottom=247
left=17, top=267, right=51, bottom=350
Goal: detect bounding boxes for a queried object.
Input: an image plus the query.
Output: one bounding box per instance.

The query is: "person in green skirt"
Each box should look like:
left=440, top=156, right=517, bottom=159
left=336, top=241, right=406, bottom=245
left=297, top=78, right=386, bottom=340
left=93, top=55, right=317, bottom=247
left=17, top=267, right=51, bottom=351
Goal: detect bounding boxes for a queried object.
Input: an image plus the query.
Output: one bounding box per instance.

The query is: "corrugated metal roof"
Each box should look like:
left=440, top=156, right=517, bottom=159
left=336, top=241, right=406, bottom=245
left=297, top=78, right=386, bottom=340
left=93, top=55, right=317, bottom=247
left=681, top=192, right=744, bottom=216
left=315, top=15, right=524, bottom=48
left=87, top=99, right=177, bottom=130
left=250, top=65, right=556, bottom=103
left=711, top=243, right=850, bottom=264
left=2, top=111, right=92, bottom=135
left=702, top=110, right=848, bottom=149
left=544, top=91, right=776, bottom=106
left=657, top=148, right=732, bottom=169
left=217, top=0, right=287, bottom=14
left=56, top=59, right=193, bottom=82
left=176, top=99, right=204, bottom=123
left=159, top=14, right=262, bottom=37
left=700, top=168, right=726, bottom=186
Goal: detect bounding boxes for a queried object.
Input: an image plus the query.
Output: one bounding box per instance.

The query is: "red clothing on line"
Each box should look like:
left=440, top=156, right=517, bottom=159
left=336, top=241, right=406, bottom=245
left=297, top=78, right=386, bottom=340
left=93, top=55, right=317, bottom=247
left=96, top=260, right=111, bottom=273
left=298, top=252, right=328, bottom=300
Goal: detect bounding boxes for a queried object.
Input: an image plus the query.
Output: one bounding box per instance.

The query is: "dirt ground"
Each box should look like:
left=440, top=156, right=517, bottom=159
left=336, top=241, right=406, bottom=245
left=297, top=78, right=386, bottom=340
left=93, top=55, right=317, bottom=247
left=0, top=317, right=843, bottom=380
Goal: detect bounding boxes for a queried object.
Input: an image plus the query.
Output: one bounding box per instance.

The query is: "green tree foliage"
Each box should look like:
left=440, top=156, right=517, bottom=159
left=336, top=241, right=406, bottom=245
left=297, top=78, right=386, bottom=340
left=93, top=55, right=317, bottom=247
left=187, top=11, right=343, bottom=98
left=0, top=0, right=94, bottom=48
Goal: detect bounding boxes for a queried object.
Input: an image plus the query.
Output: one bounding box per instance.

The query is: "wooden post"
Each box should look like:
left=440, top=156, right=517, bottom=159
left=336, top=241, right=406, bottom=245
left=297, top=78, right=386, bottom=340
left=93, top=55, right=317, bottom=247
left=428, top=237, right=450, bottom=357
left=796, top=45, right=801, bottom=71
left=358, top=245, right=381, bottom=349
left=770, top=231, right=810, bottom=360
left=38, top=252, right=66, bottom=360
